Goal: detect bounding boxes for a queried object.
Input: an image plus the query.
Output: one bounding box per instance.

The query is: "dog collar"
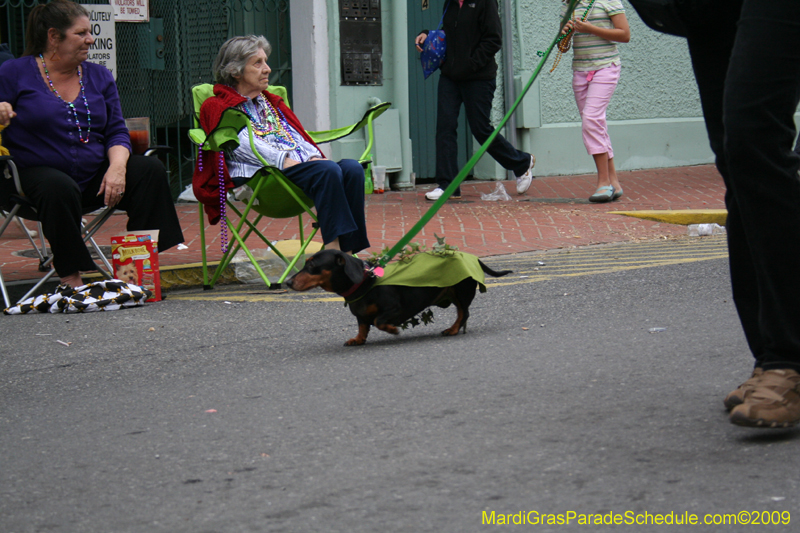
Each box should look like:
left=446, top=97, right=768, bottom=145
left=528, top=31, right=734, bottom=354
left=340, top=270, right=377, bottom=303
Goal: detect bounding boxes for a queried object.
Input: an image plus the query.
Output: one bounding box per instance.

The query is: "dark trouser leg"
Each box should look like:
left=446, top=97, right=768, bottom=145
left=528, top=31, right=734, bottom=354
left=461, top=78, right=530, bottom=177
left=435, top=75, right=464, bottom=193
left=683, top=1, right=765, bottom=362
left=334, top=159, right=370, bottom=253
left=722, top=0, right=800, bottom=371
left=19, top=166, right=97, bottom=276
left=82, top=155, right=185, bottom=252
left=284, top=159, right=370, bottom=254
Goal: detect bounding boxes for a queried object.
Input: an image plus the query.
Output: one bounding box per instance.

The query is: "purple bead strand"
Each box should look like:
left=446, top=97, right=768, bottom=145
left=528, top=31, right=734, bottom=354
left=218, top=152, right=229, bottom=253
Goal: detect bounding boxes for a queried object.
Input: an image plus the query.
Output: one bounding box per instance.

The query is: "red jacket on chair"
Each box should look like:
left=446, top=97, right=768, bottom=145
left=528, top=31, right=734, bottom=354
left=192, top=84, right=321, bottom=224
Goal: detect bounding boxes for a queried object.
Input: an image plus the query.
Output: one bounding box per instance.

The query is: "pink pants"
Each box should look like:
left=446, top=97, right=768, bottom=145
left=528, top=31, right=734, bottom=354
left=572, top=63, right=621, bottom=158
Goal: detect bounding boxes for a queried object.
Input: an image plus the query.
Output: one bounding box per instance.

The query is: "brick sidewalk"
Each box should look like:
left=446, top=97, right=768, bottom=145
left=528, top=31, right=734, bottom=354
left=0, top=164, right=725, bottom=283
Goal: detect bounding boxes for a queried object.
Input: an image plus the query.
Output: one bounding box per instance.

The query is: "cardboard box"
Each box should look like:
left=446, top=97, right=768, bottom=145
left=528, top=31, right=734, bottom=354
left=110, top=230, right=161, bottom=301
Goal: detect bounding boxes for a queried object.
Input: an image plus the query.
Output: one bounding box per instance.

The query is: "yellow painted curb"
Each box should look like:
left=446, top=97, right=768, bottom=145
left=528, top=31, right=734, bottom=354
left=608, top=209, right=727, bottom=226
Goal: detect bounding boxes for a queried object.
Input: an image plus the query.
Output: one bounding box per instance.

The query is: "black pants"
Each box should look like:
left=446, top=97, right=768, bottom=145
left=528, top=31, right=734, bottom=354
left=19, top=155, right=185, bottom=277
left=682, top=0, right=800, bottom=371
left=435, top=75, right=531, bottom=194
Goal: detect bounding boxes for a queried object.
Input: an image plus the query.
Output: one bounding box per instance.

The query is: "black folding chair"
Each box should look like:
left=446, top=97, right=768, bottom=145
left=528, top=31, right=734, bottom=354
left=1, top=155, right=116, bottom=307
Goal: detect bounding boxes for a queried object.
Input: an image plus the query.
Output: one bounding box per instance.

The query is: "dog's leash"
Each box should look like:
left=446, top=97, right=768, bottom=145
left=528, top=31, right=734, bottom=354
left=373, top=0, right=579, bottom=268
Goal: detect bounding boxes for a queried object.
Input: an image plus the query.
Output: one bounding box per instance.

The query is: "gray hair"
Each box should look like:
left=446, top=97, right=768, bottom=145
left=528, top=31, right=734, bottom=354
left=212, top=35, right=272, bottom=86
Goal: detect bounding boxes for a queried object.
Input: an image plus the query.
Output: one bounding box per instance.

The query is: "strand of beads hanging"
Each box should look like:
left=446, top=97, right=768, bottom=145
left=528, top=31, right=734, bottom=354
left=218, top=152, right=229, bottom=253
left=550, top=0, right=596, bottom=73
left=240, top=95, right=298, bottom=151
left=39, top=54, right=91, bottom=144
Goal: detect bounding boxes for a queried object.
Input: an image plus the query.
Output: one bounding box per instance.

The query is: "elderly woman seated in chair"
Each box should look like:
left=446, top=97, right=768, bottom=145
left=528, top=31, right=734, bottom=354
left=0, top=0, right=185, bottom=289
left=193, top=35, right=370, bottom=255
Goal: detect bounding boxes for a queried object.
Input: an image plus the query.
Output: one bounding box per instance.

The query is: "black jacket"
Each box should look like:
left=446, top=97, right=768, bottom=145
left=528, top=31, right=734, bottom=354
left=423, top=0, right=503, bottom=82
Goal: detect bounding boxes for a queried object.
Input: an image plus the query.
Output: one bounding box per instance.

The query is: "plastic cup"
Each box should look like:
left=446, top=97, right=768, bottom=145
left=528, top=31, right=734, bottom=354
left=372, top=165, right=387, bottom=194
left=125, top=117, right=150, bottom=155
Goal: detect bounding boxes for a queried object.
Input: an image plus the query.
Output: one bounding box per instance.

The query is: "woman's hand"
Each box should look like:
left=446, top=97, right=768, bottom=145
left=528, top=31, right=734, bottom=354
left=98, top=145, right=129, bottom=208
left=415, top=32, right=428, bottom=53
left=283, top=157, right=301, bottom=168
left=0, top=102, right=16, bottom=126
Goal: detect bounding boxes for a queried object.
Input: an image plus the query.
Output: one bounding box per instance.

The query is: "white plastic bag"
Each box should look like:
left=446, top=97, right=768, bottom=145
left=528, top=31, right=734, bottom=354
left=177, top=184, right=197, bottom=202
left=481, top=181, right=512, bottom=201
left=688, top=223, right=726, bottom=236
left=233, top=248, right=303, bottom=284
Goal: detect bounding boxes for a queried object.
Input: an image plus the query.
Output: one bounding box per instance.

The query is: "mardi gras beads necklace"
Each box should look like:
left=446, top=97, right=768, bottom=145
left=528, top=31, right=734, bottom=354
left=239, top=95, right=298, bottom=151
left=550, top=0, right=596, bottom=72
left=40, top=54, right=91, bottom=144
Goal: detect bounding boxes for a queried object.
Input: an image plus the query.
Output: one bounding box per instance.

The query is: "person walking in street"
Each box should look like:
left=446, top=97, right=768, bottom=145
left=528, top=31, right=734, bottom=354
left=560, top=0, right=629, bottom=203
left=414, top=0, right=536, bottom=201
left=629, top=0, right=800, bottom=427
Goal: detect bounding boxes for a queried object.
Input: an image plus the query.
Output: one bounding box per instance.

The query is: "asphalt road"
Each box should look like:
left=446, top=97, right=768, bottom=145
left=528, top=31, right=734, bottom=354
left=1, top=236, right=797, bottom=533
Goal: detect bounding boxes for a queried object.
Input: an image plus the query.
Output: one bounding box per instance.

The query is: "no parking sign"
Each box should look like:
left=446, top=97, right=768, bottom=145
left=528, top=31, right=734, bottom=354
left=83, top=4, right=117, bottom=79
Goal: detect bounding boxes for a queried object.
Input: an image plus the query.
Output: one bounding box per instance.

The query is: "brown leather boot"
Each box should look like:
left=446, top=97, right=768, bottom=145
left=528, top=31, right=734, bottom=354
left=723, top=367, right=763, bottom=411
left=730, top=369, right=800, bottom=428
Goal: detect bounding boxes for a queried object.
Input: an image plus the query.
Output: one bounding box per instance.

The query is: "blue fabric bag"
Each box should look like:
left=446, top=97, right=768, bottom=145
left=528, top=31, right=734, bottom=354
left=420, top=4, right=449, bottom=79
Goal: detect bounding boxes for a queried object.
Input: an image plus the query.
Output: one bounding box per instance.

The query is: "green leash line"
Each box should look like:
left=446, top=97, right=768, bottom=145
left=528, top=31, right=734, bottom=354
left=376, top=0, right=579, bottom=268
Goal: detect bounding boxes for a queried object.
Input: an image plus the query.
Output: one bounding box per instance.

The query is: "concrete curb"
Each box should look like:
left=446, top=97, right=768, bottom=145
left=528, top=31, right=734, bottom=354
left=609, top=209, right=727, bottom=226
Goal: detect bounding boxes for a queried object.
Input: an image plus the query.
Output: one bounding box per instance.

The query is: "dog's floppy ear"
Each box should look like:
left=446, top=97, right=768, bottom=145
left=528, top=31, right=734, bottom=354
left=337, top=252, right=366, bottom=285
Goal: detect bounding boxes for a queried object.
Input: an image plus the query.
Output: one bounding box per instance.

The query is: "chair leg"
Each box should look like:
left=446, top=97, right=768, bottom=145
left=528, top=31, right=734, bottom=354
left=199, top=204, right=212, bottom=289
left=17, top=267, right=58, bottom=303
left=13, top=216, right=37, bottom=238
left=81, top=209, right=116, bottom=278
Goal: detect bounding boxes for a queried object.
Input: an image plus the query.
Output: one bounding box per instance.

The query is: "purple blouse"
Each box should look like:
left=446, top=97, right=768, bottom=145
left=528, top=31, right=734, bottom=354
left=0, top=56, right=131, bottom=190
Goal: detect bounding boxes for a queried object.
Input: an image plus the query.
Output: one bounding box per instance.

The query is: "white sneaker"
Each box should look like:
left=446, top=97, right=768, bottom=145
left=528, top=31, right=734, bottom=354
left=516, top=155, right=536, bottom=195
left=425, top=187, right=444, bottom=201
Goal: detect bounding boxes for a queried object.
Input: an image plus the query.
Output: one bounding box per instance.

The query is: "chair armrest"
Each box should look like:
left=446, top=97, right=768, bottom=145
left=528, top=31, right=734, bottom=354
left=143, top=145, right=172, bottom=157
left=0, top=154, right=24, bottom=196
left=307, top=101, right=391, bottom=144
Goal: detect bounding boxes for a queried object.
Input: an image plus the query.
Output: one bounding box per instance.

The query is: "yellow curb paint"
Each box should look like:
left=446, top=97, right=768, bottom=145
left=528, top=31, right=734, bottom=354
left=608, top=209, right=727, bottom=226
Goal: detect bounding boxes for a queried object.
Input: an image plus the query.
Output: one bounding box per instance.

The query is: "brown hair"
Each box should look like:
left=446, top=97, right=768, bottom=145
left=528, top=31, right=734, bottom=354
left=23, top=0, right=89, bottom=57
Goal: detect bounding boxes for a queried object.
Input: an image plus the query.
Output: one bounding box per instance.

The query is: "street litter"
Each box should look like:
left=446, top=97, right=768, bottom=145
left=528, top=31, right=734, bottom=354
left=688, top=223, right=725, bottom=236
left=176, top=184, right=198, bottom=202
left=481, top=181, right=512, bottom=201
left=55, top=340, right=71, bottom=347
left=177, top=243, right=189, bottom=250
left=649, top=327, right=668, bottom=333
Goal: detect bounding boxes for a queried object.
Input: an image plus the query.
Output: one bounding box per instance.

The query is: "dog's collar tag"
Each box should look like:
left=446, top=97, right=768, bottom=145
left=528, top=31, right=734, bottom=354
left=372, top=267, right=384, bottom=278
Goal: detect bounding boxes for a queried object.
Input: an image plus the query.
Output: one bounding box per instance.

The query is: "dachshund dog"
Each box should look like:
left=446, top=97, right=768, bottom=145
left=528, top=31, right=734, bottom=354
left=286, top=249, right=511, bottom=345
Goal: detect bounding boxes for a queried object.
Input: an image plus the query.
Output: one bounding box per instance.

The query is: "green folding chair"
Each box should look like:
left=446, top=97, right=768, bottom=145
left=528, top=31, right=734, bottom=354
left=189, top=83, right=390, bottom=289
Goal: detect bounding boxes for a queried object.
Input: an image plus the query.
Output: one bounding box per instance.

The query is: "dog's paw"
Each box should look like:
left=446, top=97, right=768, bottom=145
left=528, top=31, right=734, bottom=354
left=344, top=337, right=366, bottom=346
left=440, top=327, right=462, bottom=336
left=376, top=324, right=399, bottom=335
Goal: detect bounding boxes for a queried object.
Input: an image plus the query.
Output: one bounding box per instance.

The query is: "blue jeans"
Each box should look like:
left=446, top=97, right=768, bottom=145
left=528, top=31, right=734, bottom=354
left=435, top=75, right=531, bottom=194
left=682, top=0, right=800, bottom=371
left=283, top=159, right=370, bottom=254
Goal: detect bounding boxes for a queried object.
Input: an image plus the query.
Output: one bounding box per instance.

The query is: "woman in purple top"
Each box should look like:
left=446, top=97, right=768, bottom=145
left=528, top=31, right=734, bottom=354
left=0, top=0, right=183, bottom=289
